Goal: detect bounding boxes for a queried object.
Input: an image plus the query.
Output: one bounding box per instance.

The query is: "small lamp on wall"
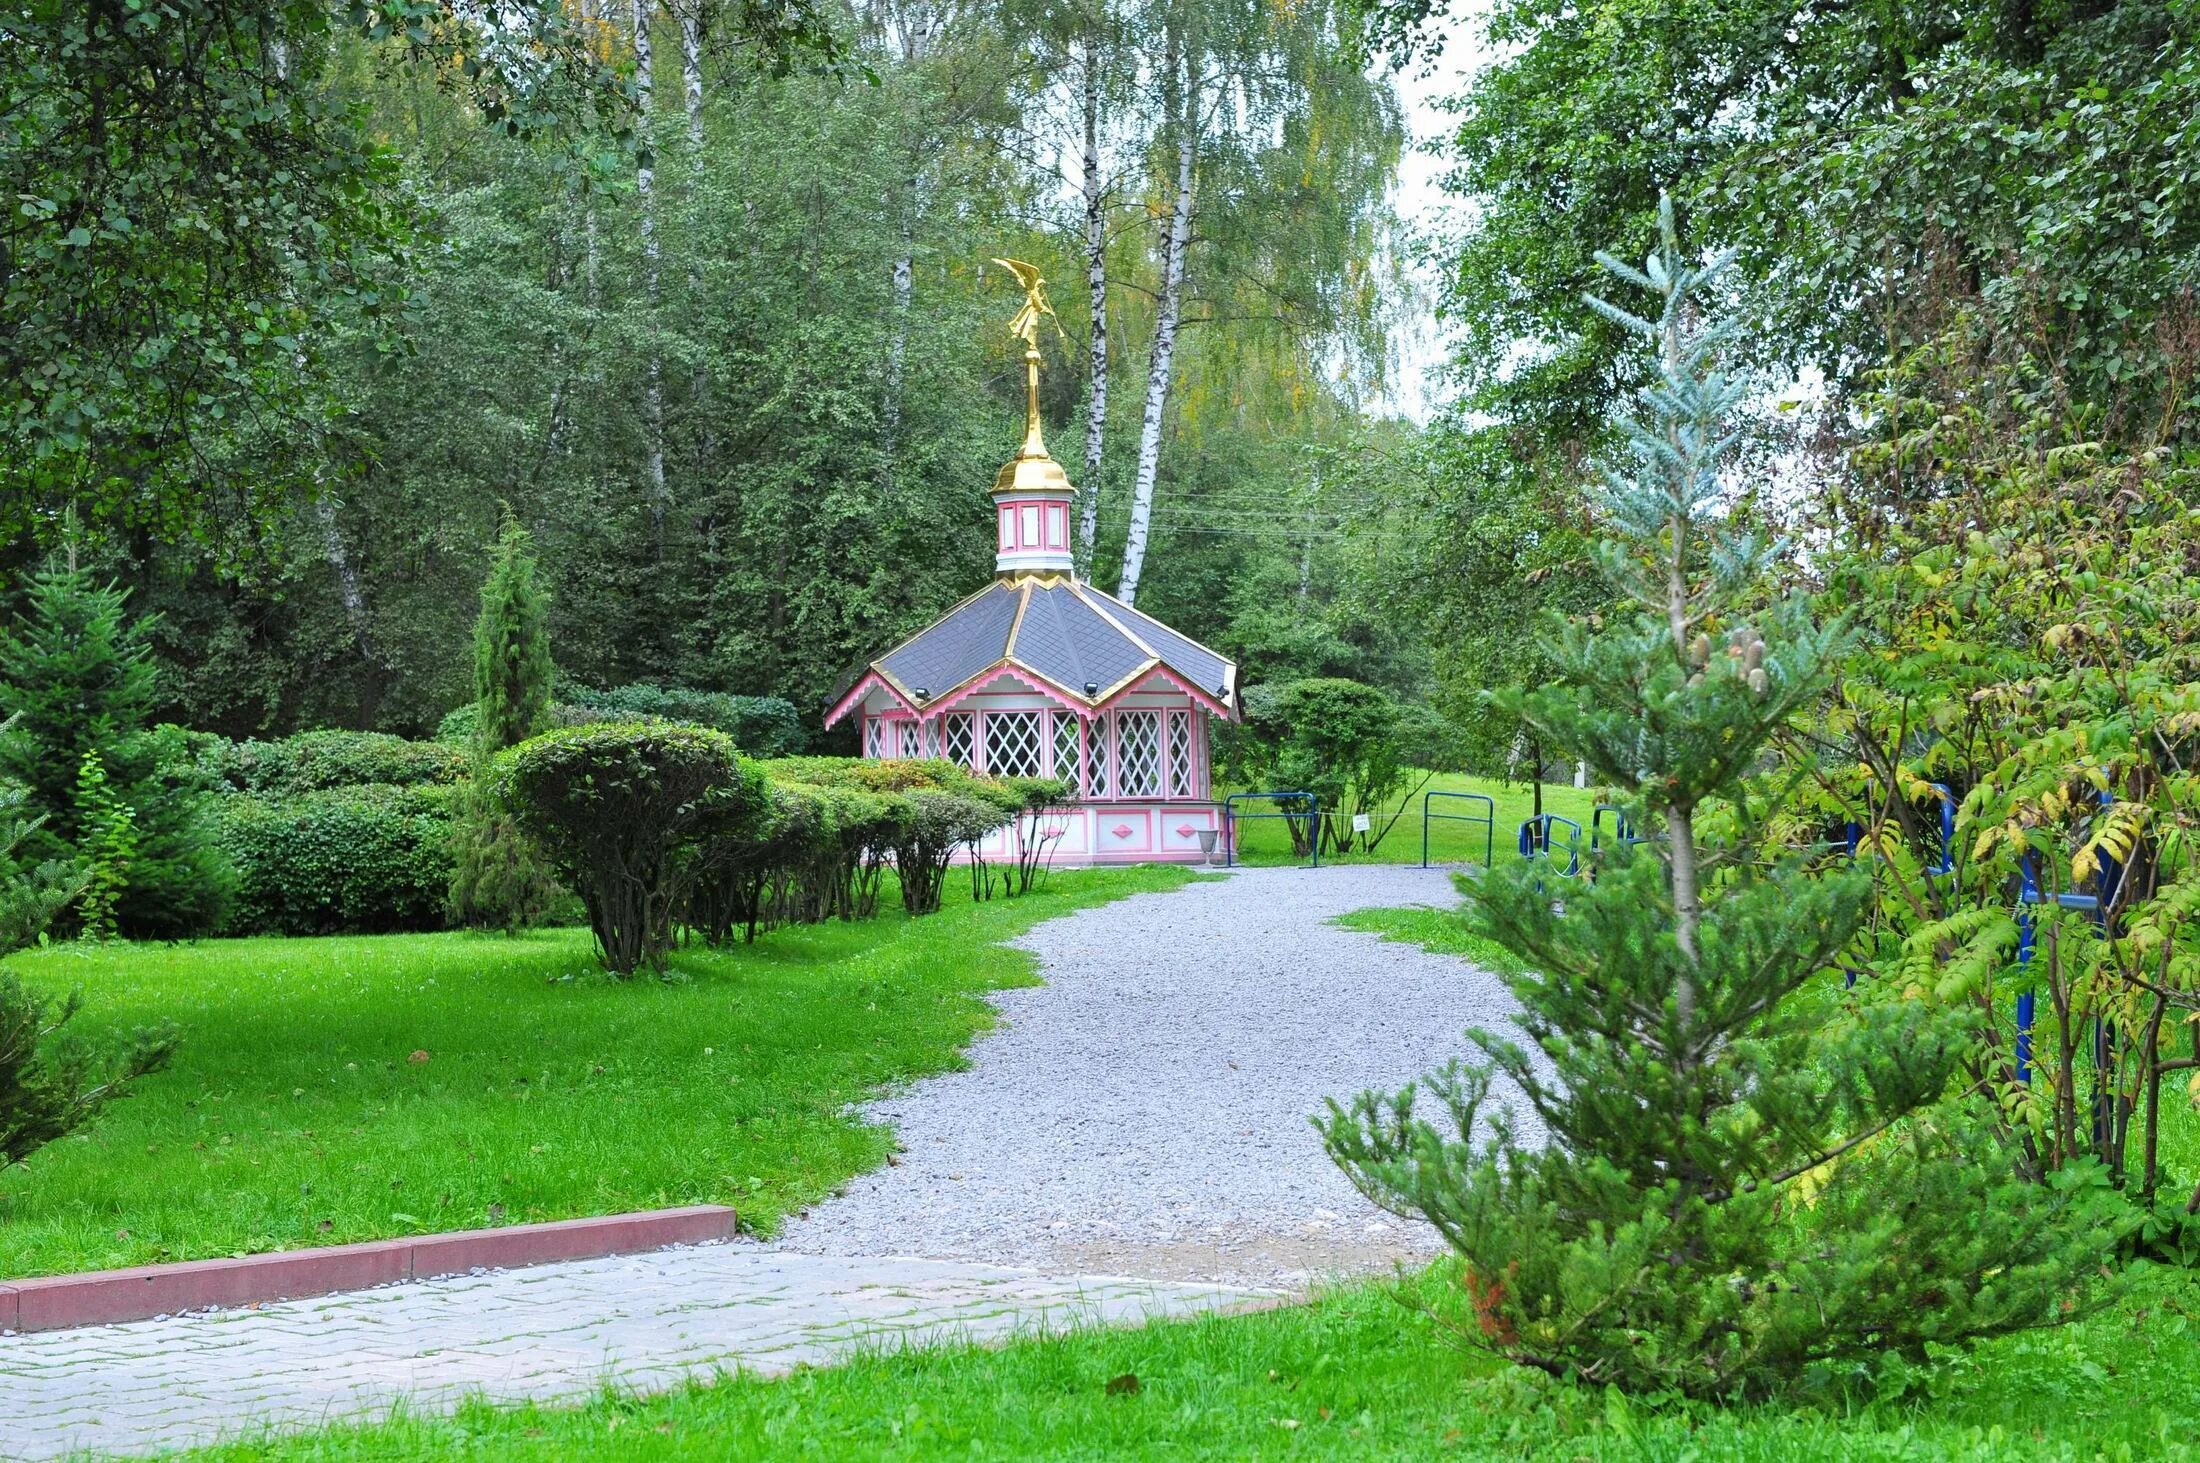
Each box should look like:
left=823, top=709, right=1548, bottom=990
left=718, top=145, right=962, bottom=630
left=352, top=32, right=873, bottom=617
left=1085, top=681, right=1099, bottom=698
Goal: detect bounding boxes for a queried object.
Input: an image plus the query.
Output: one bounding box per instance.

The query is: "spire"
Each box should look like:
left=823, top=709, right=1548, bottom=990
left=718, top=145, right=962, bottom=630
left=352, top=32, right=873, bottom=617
left=990, top=258, right=1077, bottom=578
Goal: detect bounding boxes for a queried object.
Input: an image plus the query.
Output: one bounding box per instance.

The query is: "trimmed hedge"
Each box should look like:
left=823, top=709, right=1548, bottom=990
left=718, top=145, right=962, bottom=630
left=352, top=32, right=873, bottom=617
left=207, top=730, right=469, bottom=794
left=219, top=784, right=457, bottom=935
left=437, top=684, right=804, bottom=757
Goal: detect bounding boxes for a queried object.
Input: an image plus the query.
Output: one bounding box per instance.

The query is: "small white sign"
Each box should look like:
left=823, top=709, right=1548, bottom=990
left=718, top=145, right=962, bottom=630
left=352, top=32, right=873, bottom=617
left=1351, top=813, right=1372, bottom=833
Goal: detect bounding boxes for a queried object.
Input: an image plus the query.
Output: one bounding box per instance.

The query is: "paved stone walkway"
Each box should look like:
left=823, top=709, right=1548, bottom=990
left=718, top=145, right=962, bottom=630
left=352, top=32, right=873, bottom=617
left=4, top=865, right=1502, bottom=1459
left=0, top=1248, right=1268, bottom=1460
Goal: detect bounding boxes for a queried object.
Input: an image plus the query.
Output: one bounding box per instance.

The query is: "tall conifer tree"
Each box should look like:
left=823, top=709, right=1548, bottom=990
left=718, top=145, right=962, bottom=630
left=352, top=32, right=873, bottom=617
left=1320, top=199, right=2121, bottom=1398
left=449, top=508, right=562, bottom=929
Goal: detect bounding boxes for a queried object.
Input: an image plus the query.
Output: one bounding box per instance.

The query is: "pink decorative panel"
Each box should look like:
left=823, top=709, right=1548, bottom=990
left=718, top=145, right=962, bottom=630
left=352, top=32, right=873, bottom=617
left=1046, top=503, right=1066, bottom=549
left=1160, top=807, right=1219, bottom=853
left=1098, top=810, right=1154, bottom=854
left=998, top=507, right=1013, bottom=551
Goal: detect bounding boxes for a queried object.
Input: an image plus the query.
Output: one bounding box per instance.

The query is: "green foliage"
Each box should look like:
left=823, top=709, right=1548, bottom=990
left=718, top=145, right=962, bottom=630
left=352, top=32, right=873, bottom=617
left=1320, top=201, right=2121, bottom=1397
left=687, top=779, right=914, bottom=943
left=471, top=508, right=555, bottom=753
left=1365, top=422, right=1607, bottom=775
left=449, top=508, right=563, bottom=930
left=1232, top=677, right=1414, bottom=855
left=435, top=687, right=805, bottom=756
left=219, top=784, right=458, bottom=936
left=493, top=723, right=767, bottom=975
left=0, top=0, right=849, bottom=549
left=1794, top=317, right=2200, bottom=1218
left=71, top=751, right=136, bottom=943
left=205, top=729, right=470, bottom=794
left=0, top=560, right=233, bottom=938
left=1, top=972, right=177, bottom=1175
left=560, top=685, right=807, bottom=758
left=762, top=757, right=1040, bottom=915
left=1377, top=0, right=2200, bottom=448
left=0, top=760, right=81, bottom=956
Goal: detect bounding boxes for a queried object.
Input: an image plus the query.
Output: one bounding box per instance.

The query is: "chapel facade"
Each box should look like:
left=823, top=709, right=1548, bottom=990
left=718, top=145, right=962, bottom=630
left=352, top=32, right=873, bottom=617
left=823, top=262, right=1237, bottom=864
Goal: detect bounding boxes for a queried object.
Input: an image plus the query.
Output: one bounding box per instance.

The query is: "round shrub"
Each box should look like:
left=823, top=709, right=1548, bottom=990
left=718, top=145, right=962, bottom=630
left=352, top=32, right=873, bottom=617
left=493, top=722, right=766, bottom=975
left=219, top=784, right=457, bottom=935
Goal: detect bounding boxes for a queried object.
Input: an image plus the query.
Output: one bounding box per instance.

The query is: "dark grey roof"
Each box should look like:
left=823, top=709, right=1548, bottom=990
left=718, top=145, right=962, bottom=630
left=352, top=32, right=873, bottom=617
left=876, top=582, right=1020, bottom=697
left=849, top=576, right=1238, bottom=717
left=1079, top=586, right=1234, bottom=698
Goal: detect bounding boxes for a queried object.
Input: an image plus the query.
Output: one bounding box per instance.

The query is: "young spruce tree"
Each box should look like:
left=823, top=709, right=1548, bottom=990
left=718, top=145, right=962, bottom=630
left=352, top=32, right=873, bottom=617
left=0, top=557, right=232, bottom=938
left=1320, top=199, right=2122, bottom=1398
left=448, top=508, right=563, bottom=929
left=2, top=715, right=177, bottom=1173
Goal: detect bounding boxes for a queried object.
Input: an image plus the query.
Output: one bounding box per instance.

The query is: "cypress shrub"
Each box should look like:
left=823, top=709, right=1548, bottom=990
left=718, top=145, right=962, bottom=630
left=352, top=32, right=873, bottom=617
left=448, top=509, right=564, bottom=931
left=0, top=562, right=234, bottom=939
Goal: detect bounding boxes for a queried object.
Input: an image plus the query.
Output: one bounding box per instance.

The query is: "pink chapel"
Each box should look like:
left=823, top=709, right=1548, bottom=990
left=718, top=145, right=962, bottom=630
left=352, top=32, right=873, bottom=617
left=823, top=265, right=1237, bottom=865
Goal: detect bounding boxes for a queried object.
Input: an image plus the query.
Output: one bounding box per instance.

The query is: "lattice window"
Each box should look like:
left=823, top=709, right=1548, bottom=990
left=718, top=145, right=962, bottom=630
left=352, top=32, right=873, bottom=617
left=864, top=716, right=886, bottom=759
left=1089, top=717, right=1111, bottom=798
left=942, top=712, right=975, bottom=769
left=1117, top=710, right=1161, bottom=797
left=1167, top=711, right=1193, bottom=797
left=1052, top=714, right=1083, bottom=791
left=986, top=710, right=1044, bottom=777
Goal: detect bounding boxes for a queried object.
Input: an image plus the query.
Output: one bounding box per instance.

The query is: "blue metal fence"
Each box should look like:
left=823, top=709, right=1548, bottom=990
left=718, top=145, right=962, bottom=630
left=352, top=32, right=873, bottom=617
left=1221, top=790, right=1320, bottom=869
left=1420, top=791, right=1495, bottom=869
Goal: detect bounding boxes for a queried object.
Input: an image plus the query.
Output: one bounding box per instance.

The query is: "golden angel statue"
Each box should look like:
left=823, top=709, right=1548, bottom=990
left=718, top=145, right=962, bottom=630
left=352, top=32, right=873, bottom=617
left=993, top=257, right=1065, bottom=352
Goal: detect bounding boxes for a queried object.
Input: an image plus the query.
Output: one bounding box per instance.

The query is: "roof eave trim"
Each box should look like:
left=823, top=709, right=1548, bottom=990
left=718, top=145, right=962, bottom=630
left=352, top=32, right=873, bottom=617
left=823, top=668, right=916, bottom=729
left=1095, top=661, right=1236, bottom=721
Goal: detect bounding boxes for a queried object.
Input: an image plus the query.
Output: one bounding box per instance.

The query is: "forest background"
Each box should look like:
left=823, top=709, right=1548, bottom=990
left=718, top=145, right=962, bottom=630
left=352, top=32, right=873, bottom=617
left=2, top=0, right=1426, bottom=746
left=8, top=0, right=2197, bottom=774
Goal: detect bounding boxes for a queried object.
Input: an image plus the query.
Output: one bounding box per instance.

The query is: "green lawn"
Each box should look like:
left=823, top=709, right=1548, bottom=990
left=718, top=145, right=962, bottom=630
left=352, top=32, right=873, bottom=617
left=185, top=1261, right=2200, bottom=1460
left=0, top=866, right=1192, bottom=1279
left=1225, top=773, right=1603, bottom=867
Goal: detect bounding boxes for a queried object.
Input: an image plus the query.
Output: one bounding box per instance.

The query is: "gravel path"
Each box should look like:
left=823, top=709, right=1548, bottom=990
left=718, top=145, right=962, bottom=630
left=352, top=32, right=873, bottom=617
left=778, top=864, right=1543, bottom=1288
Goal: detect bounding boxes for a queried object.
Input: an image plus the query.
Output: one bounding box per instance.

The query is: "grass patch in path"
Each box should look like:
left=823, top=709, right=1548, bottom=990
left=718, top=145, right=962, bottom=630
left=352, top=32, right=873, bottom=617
left=184, top=1264, right=2200, bottom=1461
left=1331, top=893, right=1528, bottom=977
left=0, top=866, right=1191, bottom=1279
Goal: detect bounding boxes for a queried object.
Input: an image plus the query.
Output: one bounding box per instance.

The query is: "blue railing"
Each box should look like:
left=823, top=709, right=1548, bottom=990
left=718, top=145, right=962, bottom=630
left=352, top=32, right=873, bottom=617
left=2014, top=794, right=2121, bottom=1119
left=1516, top=814, right=1583, bottom=877
left=1591, top=804, right=1652, bottom=853
left=1222, top=791, right=1320, bottom=869
left=1420, top=791, right=1496, bottom=869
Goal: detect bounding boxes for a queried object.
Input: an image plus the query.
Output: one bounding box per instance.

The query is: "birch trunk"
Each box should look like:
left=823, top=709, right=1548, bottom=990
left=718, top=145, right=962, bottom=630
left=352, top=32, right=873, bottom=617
left=1078, top=33, right=1108, bottom=577
left=633, top=0, right=667, bottom=554
left=881, top=10, right=933, bottom=458
left=681, top=5, right=704, bottom=152
left=313, top=495, right=382, bottom=671
left=1116, top=41, right=1194, bottom=608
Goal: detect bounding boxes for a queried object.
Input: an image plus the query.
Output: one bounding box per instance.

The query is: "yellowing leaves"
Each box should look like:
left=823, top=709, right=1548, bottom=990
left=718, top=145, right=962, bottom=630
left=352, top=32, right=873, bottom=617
left=2070, top=800, right=2147, bottom=887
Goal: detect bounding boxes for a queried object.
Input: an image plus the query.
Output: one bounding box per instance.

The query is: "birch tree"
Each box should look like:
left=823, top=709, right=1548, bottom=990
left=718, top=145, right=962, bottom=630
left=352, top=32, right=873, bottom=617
left=632, top=0, right=669, bottom=552
left=1115, top=19, right=1193, bottom=606
left=1077, top=11, right=1115, bottom=575
left=1113, top=0, right=1398, bottom=606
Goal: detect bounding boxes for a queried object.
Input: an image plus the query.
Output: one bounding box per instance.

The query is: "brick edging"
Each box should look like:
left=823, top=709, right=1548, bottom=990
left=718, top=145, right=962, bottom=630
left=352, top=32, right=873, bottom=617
left=0, top=1204, right=737, bottom=1334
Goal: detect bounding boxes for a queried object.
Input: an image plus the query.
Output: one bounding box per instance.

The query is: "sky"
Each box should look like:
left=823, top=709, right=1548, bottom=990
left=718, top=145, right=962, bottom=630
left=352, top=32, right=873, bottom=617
left=1377, top=40, right=1482, bottom=423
